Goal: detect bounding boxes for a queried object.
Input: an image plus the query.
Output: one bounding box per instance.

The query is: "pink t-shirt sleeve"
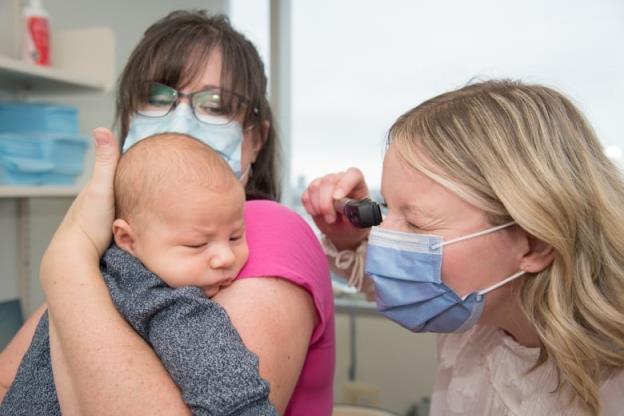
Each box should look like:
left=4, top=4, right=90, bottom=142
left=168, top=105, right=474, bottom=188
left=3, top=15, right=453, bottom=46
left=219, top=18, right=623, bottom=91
left=238, top=200, right=333, bottom=344
left=237, top=200, right=335, bottom=415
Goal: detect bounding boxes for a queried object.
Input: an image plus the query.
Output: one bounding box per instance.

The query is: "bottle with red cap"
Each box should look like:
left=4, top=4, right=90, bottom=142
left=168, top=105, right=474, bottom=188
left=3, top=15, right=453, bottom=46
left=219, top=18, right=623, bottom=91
left=22, top=0, right=50, bottom=66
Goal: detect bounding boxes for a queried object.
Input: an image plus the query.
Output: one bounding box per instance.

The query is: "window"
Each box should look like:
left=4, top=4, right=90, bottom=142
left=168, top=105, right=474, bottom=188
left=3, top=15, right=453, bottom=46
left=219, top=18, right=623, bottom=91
left=290, top=0, right=624, bottom=197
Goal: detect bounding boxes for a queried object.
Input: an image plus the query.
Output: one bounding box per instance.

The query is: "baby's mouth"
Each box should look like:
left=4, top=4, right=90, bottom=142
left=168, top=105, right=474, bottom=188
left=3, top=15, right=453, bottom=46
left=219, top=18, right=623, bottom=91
left=203, top=286, right=220, bottom=298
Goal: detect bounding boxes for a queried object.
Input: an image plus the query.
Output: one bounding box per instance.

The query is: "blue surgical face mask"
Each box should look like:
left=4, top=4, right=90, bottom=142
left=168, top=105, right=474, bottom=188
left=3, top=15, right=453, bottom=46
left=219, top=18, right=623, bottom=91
left=365, top=222, right=525, bottom=333
left=123, top=103, right=244, bottom=177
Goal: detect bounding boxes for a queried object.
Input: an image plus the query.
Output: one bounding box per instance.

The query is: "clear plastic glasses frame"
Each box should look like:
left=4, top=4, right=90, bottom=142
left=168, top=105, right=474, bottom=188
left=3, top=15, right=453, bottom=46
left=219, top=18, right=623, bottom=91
left=138, top=82, right=258, bottom=126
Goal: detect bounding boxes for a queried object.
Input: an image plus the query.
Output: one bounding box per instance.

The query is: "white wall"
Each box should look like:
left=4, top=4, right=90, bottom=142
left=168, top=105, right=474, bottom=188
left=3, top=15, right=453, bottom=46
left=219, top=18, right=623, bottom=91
left=0, top=202, right=19, bottom=303
left=334, top=313, right=437, bottom=414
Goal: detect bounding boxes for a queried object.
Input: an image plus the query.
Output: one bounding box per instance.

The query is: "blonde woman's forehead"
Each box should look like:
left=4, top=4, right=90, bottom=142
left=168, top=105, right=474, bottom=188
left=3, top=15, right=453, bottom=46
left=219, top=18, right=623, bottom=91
left=382, top=147, right=443, bottom=214
left=382, top=143, right=489, bottom=229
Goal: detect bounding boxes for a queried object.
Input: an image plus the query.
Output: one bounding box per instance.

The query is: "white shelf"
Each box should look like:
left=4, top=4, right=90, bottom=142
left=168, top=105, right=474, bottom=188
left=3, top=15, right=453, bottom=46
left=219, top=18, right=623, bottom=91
left=0, top=27, right=114, bottom=93
left=0, top=185, right=81, bottom=198
left=0, top=55, right=107, bottom=92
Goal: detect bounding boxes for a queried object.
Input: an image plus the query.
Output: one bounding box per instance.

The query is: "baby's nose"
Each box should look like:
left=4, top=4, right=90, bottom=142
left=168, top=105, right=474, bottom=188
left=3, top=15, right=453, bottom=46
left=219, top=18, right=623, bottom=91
left=209, top=246, right=236, bottom=269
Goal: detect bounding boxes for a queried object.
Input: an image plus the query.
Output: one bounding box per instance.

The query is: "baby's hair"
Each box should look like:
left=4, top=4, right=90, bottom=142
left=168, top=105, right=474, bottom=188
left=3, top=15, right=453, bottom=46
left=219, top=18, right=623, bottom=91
left=114, top=133, right=241, bottom=223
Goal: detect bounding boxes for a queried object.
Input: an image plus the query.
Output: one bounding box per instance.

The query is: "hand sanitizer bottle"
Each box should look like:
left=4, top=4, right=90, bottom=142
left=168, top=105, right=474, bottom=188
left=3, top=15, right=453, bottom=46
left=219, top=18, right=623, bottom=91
left=22, top=0, right=50, bottom=66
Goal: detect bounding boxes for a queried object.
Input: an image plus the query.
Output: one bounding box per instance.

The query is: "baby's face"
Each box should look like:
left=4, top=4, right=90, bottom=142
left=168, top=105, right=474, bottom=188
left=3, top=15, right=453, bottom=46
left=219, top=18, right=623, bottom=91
left=131, top=185, right=248, bottom=297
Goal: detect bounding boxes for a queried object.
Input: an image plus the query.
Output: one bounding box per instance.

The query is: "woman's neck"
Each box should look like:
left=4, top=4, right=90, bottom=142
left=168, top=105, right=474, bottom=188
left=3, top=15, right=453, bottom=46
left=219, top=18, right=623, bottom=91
left=497, top=298, right=541, bottom=348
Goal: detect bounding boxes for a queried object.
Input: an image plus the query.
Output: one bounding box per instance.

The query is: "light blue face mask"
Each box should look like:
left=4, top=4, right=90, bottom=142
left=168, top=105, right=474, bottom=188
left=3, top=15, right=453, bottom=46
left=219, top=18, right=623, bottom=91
left=123, top=103, right=244, bottom=177
left=365, top=222, right=525, bottom=333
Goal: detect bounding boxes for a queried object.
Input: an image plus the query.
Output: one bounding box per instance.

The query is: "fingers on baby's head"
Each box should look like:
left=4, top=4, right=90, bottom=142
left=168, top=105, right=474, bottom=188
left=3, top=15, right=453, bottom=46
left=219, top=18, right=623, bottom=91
left=114, top=133, right=242, bottom=220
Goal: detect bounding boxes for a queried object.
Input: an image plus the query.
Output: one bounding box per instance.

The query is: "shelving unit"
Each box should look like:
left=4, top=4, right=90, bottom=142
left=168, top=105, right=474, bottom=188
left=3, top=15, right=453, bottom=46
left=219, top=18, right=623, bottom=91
left=0, top=185, right=82, bottom=198
left=0, top=20, right=114, bottom=313
left=0, top=26, right=114, bottom=199
left=0, top=55, right=108, bottom=92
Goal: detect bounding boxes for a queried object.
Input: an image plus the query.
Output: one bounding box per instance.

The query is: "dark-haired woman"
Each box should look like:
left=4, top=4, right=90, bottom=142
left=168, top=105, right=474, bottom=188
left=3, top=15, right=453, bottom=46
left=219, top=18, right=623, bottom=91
left=0, top=11, right=335, bottom=415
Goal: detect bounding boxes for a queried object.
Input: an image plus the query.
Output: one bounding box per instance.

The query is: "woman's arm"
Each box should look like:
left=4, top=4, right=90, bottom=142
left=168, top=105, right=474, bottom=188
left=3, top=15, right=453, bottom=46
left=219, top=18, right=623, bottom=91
left=40, top=129, right=191, bottom=415
left=45, top=272, right=191, bottom=415
left=41, top=129, right=314, bottom=414
left=46, top=275, right=313, bottom=415
left=213, top=277, right=316, bottom=414
left=303, top=168, right=377, bottom=299
left=0, top=304, right=47, bottom=402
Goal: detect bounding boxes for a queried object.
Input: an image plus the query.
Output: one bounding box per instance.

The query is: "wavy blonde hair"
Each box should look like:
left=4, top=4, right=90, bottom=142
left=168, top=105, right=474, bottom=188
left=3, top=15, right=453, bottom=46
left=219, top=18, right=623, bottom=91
left=388, top=80, right=624, bottom=414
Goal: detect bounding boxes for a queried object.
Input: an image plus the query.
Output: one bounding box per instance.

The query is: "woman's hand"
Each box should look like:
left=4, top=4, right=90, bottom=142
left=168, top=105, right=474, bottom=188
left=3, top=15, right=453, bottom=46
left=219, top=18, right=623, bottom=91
left=39, top=129, right=192, bottom=415
left=301, top=167, right=371, bottom=250
left=40, top=128, right=120, bottom=278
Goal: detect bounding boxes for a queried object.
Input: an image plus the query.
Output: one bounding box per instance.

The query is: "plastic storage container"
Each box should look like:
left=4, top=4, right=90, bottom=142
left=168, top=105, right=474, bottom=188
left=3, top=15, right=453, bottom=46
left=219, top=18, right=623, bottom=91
left=0, top=103, right=79, bottom=135
left=0, top=102, right=88, bottom=186
left=0, top=133, right=88, bottom=185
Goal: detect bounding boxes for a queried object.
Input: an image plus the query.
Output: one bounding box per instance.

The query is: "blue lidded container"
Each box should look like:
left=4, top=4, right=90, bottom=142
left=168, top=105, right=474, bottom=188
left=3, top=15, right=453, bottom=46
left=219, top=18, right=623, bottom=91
left=0, top=103, right=79, bottom=135
left=0, top=103, right=89, bottom=186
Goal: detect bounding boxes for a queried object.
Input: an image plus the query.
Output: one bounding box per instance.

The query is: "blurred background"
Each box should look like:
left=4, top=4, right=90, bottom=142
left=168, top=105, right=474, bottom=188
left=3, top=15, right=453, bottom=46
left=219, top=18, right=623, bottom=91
left=0, top=1, right=622, bottom=414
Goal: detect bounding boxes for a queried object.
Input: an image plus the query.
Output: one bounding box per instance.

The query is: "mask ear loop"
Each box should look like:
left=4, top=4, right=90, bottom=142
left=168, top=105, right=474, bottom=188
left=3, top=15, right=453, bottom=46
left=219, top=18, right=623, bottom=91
left=478, top=270, right=526, bottom=296
left=239, top=164, right=252, bottom=182
left=430, top=221, right=516, bottom=250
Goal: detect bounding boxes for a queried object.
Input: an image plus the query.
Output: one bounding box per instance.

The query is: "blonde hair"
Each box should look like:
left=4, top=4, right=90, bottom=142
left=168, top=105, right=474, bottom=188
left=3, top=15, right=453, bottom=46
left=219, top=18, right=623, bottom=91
left=389, top=80, right=624, bottom=414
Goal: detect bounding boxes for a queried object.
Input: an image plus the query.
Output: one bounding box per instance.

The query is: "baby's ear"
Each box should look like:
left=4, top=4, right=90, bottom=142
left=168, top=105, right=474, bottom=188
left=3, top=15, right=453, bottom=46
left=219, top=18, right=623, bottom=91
left=112, top=219, right=137, bottom=255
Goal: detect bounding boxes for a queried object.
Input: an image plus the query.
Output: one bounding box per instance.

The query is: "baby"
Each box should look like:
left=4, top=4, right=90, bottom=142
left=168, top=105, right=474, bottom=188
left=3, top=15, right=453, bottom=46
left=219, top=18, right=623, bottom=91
left=1, top=133, right=276, bottom=416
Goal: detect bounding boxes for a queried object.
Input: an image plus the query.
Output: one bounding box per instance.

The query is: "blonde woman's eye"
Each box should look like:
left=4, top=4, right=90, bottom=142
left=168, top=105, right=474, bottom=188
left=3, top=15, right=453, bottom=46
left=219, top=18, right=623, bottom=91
left=230, top=235, right=243, bottom=242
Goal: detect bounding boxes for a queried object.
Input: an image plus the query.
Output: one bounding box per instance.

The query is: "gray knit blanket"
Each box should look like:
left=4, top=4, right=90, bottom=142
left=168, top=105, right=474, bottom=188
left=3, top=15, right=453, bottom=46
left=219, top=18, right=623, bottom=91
left=0, top=245, right=276, bottom=415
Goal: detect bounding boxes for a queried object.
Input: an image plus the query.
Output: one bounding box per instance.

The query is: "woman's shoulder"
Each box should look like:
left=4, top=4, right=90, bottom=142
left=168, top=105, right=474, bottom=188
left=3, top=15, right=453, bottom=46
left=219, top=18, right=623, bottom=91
left=244, top=199, right=310, bottom=226
left=437, top=325, right=540, bottom=369
left=240, top=199, right=329, bottom=289
left=244, top=199, right=296, bottom=219
left=243, top=200, right=322, bottom=249
left=239, top=200, right=334, bottom=344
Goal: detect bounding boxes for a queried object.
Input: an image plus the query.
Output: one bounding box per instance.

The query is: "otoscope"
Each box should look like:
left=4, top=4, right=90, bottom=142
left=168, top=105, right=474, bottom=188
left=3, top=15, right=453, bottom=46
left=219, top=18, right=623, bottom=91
left=333, top=198, right=383, bottom=228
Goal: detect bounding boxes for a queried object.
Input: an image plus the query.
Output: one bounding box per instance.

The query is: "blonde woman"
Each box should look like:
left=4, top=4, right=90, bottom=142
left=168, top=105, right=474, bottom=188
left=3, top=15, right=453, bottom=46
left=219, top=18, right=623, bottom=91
left=304, top=80, right=624, bottom=415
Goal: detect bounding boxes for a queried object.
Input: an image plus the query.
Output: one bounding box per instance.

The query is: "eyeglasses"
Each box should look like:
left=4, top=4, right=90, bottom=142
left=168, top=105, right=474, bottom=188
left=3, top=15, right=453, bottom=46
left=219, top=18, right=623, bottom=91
left=138, top=82, right=258, bottom=126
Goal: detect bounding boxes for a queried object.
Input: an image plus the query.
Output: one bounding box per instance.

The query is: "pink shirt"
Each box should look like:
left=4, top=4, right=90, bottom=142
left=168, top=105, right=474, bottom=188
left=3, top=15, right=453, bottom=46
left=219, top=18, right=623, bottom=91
left=238, top=200, right=335, bottom=415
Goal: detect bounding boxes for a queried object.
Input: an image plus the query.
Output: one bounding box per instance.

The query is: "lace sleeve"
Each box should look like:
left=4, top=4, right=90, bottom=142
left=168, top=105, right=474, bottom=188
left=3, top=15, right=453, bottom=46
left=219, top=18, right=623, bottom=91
left=321, top=235, right=368, bottom=291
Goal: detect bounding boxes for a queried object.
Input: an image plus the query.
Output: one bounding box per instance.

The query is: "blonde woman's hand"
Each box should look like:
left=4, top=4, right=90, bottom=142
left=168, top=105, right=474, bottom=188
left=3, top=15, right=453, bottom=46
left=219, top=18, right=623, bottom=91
left=40, top=128, right=120, bottom=280
left=301, top=167, right=371, bottom=250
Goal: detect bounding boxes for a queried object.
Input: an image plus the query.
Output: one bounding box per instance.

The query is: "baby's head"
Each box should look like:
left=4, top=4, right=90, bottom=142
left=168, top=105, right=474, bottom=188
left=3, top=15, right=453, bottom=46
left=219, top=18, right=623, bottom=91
left=112, top=133, right=248, bottom=297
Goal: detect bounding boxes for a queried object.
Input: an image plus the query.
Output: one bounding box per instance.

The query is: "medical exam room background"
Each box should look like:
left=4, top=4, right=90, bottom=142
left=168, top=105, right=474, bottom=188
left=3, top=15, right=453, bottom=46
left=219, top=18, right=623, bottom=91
left=0, top=0, right=622, bottom=414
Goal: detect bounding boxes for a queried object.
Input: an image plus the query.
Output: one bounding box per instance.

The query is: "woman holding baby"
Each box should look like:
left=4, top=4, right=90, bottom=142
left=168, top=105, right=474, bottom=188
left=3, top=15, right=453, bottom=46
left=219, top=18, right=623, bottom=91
left=3, top=8, right=623, bottom=416
left=0, top=10, right=335, bottom=416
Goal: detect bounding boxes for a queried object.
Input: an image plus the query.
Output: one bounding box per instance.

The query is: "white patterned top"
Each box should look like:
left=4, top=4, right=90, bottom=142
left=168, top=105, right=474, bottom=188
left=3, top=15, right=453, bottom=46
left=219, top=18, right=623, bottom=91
left=429, top=325, right=624, bottom=416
